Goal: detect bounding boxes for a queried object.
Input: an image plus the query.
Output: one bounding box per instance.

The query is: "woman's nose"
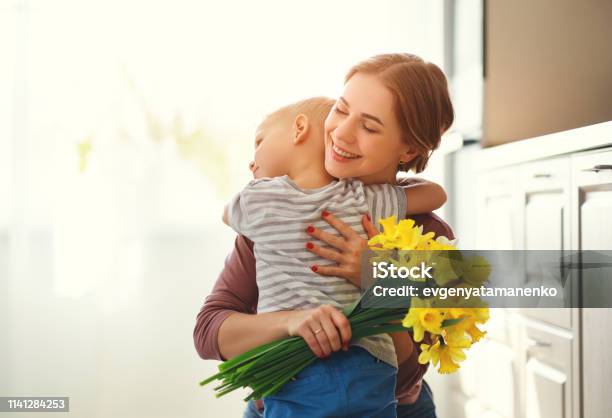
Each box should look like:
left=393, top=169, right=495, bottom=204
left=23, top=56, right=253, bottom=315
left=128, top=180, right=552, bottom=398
left=248, top=161, right=256, bottom=172
left=333, top=118, right=356, bottom=144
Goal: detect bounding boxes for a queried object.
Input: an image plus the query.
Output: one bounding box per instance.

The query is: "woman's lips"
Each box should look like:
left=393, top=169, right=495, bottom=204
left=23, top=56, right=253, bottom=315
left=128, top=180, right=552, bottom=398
left=329, top=137, right=361, bottom=163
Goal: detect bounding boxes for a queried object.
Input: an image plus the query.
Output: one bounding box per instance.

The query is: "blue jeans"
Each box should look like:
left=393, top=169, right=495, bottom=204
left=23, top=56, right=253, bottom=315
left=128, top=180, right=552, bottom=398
left=243, top=379, right=436, bottom=418
left=261, top=346, right=397, bottom=418
left=396, top=380, right=437, bottom=418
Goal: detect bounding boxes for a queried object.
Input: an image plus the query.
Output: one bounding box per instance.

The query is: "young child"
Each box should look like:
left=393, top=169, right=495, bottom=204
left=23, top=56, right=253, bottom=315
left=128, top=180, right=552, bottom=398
left=223, top=97, right=446, bottom=418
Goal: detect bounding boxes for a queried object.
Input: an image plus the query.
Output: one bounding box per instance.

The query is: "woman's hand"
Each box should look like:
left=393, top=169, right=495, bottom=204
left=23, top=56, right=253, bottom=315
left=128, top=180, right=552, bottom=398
left=305, top=211, right=379, bottom=287
left=286, top=305, right=352, bottom=358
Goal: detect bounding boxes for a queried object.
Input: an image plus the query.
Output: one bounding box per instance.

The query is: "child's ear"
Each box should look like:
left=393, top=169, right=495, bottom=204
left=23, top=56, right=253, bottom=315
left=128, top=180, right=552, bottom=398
left=292, top=114, right=309, bottom=144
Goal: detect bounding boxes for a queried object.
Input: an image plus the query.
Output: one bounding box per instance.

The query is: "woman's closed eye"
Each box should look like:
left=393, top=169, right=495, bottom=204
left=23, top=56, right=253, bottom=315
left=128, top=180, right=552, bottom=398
left=334, top=105, right=378, bottom=134
left=334, top=105, right=348, bottom=116
left=362, top=123, right=378, bottom=134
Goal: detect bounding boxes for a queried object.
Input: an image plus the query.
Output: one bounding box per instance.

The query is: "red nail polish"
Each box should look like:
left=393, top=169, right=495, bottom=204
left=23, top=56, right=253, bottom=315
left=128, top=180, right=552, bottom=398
left=305, top=242, right=314, bottom=250
left=366, top=213, right=371, bottom=221
left=311, top=265, right=318, bottom=272
left=306, top=226, right=315, bottom=233
left=322, top=210, right=330, bottom=218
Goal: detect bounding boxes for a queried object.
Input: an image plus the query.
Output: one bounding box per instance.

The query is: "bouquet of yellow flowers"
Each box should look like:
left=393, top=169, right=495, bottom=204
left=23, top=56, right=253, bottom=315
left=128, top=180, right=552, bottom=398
left=200, top=216, right=490, bottom=399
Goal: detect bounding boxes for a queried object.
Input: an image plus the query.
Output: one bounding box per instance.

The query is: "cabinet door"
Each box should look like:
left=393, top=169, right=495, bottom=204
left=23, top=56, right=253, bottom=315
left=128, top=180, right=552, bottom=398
left=521, top=158, right=572, bottom=328
left=571, top=150, right=612, bottom=418
left=476, top=167, right=523, bottom=250
left=525, top=359, right=567, bottom=418
left=473, top=167, right=521, bottom=417
left=524, top=322, right=573, bottom=418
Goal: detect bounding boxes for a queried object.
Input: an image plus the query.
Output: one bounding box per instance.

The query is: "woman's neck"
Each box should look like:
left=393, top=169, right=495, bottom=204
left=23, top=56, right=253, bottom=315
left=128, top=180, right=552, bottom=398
left=356, top=168, right=398, bottom=185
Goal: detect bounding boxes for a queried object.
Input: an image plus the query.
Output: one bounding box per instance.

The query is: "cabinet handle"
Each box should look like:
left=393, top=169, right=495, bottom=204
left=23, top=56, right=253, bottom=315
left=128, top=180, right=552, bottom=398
left=582, top=164, right=612, bottom=173
left=526, top=337, right=552, bottom=348
left=532, top=173, right=552, bottom=178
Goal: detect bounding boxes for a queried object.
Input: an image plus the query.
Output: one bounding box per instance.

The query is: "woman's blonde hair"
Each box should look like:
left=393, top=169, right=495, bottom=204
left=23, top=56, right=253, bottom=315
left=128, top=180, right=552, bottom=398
left=346, top=53, right=454, bottom=173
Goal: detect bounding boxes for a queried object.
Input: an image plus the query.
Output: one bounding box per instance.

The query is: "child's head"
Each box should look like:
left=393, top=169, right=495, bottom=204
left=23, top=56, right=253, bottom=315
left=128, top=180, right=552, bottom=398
left=250, top=97, right=334, bottom=179
left=324, top=53, right=454, bottom=184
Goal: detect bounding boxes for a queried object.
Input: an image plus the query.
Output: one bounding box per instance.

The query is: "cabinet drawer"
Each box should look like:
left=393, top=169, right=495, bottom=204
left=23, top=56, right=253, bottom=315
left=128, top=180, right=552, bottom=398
left=522, top=308, right=572, bottom=330
left=572, top=148, right=612, bottom=187
left=522, top=157, right=570, bottom=192
left=525, top=323, right=573, bottom=371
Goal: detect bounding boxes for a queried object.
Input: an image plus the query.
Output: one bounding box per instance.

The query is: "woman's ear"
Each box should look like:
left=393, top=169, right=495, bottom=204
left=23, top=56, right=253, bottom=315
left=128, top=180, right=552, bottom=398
left=399, top=147, right=419, bottom=165
left=292, top=114, right=310, bottom=144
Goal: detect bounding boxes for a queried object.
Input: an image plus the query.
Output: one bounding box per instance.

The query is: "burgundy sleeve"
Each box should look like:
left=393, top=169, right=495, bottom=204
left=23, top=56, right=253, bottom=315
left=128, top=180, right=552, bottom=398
left=193, top=235, right=257, bottom=361
left=410, top=212, right=456, bottom=241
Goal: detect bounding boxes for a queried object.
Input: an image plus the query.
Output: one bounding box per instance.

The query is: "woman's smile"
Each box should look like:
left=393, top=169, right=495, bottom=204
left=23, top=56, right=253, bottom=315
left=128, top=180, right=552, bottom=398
left=328, top=134, right=362, bottom=162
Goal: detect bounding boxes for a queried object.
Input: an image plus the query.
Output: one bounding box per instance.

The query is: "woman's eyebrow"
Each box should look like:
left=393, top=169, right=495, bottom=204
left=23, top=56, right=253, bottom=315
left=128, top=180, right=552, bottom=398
left=362, top=113, right=384, bottom=127
left=339, top=96, right=384, bottom=127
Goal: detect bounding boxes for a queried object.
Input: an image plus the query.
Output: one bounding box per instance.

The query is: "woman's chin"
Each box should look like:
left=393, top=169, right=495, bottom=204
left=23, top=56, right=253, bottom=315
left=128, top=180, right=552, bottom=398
left=325, top=159, right=353, bottom=179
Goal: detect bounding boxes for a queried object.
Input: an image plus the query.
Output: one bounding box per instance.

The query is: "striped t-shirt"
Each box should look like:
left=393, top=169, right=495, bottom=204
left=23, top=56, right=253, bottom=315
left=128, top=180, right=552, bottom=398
left=227, top=175, right=407, bottom=367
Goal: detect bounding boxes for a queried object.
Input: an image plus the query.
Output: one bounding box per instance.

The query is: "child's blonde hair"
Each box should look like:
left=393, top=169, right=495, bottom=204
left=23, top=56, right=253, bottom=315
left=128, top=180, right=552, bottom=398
left=346, top=53, right=455, bottom=173
left=268, top=97, right=335, bottom=128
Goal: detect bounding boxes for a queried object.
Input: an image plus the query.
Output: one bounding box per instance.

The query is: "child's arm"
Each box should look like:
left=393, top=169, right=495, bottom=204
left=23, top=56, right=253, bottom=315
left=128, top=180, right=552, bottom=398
left=224, top=179, right=271, bottom=236
left=225, top=189, right=251, bottom=235
left=404, top=179, right=447, bottom=214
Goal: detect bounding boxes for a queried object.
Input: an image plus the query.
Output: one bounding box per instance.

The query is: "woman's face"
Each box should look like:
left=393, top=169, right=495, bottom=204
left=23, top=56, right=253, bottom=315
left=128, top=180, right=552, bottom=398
left=324, top=72, right=412, bottom=184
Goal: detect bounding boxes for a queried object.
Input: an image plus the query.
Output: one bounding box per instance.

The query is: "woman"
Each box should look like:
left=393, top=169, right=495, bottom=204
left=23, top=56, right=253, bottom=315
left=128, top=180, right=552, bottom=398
left=194, top=53, right=454, bottom=417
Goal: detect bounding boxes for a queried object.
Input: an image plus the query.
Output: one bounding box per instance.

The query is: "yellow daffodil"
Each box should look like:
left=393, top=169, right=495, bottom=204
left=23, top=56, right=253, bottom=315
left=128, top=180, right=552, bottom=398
left=462, top=256, right=492, bottom=286
left=429, top=252, right=463, bottom=286
left=445, top=308, right=489, bottom=343
left=368, top=216, right=435, bottom=251
left=418, top=339, right=440, bottom=364
left=419, top=335, right=472, bottom=374
left=403, top=305, right=445, bottom=341
left=426, top=236, right=457, bottom=251
left=365, top=216, right=490, bottom=374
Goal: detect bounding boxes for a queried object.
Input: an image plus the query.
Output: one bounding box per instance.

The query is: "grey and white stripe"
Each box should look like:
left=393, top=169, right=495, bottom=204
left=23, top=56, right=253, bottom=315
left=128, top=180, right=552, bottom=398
left=227, top=175, right=407, bottom=368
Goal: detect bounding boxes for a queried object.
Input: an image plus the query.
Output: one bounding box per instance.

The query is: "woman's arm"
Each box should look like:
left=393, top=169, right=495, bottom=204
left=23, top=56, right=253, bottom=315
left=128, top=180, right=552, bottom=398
left=219, top=305, right=351, bottom=360
left=193, top=235, right=259, bottom=360
left=218, top=311, right=293, bottom=359
left=193, top=234, right=350, bottom=361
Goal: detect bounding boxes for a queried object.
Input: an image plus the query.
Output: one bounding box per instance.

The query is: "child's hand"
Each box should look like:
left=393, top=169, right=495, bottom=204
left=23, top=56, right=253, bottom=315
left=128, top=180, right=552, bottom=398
left=305, top=211, right=379, bottom=287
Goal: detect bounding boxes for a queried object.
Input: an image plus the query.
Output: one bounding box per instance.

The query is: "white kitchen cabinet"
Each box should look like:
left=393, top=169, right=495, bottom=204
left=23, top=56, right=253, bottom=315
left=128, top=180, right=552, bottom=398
left=455, top=122, right=612, bottom=418
left=571, top=150, right=612, bottom=418
left=520, top=157, right=572, bottom=329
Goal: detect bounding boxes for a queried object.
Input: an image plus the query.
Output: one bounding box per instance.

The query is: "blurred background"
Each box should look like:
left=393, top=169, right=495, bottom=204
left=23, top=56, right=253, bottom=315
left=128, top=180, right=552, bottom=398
left=1, top=0, right=611, bottom=417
